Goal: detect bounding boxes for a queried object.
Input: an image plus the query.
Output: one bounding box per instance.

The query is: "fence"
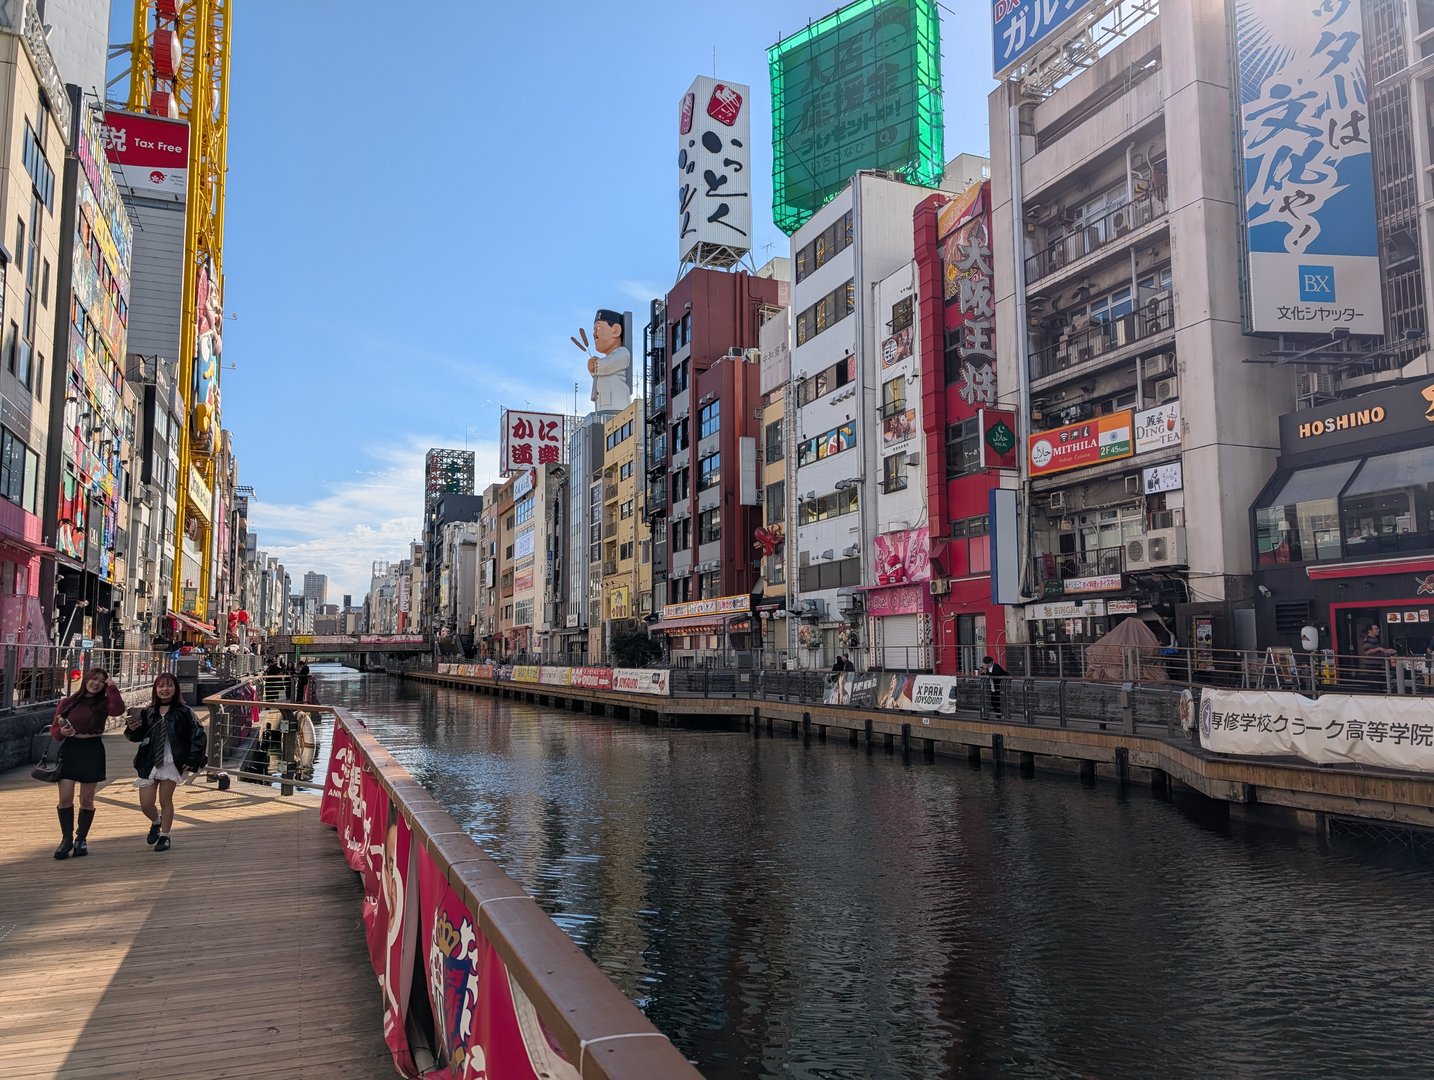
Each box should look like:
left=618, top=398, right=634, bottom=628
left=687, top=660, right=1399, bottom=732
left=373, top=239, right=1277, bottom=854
left=202, top=676, right=327, bottom=792
left=0, top=644, right=178, bottom=715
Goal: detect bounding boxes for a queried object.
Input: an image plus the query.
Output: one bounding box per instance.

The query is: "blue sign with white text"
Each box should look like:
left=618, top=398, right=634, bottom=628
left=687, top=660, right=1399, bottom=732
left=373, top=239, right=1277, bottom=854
left=992, top=0, right=1094, bottom=78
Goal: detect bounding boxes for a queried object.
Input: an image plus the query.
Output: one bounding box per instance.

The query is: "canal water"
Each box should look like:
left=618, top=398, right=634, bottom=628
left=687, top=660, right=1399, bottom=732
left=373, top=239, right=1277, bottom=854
left=313, top=666, right=1434, bottom=1080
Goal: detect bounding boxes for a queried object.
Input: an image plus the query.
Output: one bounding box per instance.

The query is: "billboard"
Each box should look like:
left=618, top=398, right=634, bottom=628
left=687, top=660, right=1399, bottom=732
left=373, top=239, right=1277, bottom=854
left=874, top=526, right=931, bottom=585
left=500, top=410, right=565, bottom=473
left=941, top=182, right=996, bottom=414
left=1028, top=410, right=1134, bottom=477
left=191, top=256, right=221, bottom=456
left=769, top=0, right=944, bottom=235
left=101, top=110, right=190, bottom=200
left=570, top=310, right=634, bottom=413
left=1235, top=0, right=1384, bottom=335
left=993, top=0, right=1096, bottom=79
left=679, top=77, right=752, bottom=266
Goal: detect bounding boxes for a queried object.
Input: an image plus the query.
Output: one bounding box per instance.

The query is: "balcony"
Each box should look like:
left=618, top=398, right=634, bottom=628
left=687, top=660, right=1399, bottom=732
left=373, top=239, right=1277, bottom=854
left=604, top=484, right=619, bottom=501
left=877, top=398, right=908, bottom=420
left=604, top=521, right=618, bottom=539
left=1031, top=294, right=1175, bottom=381
left=648, top=388, right=667, bottom=420
left=1037, top=546, right=1125, bottom=589
left=603, top=561, right=618, bottom=575
left=1026, top=187, right=1169, bottom=284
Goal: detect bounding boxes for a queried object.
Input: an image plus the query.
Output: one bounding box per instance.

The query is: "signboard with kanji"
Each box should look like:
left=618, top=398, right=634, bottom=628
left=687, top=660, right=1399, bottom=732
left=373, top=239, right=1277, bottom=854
left=500, top=410, right=566, bottom=474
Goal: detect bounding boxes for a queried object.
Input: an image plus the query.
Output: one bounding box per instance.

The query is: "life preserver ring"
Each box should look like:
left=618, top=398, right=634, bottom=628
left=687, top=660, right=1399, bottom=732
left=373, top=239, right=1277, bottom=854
left=296, top=714, right=318, bottom=777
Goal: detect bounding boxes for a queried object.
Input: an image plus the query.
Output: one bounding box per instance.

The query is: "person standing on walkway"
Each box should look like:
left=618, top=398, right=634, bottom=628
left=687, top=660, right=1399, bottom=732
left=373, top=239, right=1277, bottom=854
left=125, top=672, right=207, bottom=853
left=981, top=655, right=1009, bottom=715
left=263, top=657, right=282, bottom=702
left=50, top=668, right=126, bottom=860
left=295, top=660, right=312, bottom=704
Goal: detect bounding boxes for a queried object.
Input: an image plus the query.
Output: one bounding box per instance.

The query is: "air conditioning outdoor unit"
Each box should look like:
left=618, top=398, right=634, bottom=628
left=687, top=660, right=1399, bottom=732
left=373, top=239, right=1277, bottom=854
left=1124, top=475, right=1142, bottom=494
left=1111, top=207, right=1134, bottom=236
left=929, top=578, right=951, bottom=596
left=1144, top=353, right=1174, bottom=380
left=1049, top=490, right=1066, bottom=510
left=1125, top=527, right=1188, bottom=571
left=1299, top=371, right=1334, bottom=397
left=1152, top=376, right=1178, bottom=403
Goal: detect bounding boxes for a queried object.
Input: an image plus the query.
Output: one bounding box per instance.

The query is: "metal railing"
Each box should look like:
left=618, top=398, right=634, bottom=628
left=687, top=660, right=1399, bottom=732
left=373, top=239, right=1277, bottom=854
left=1030, top=294, right=1175, bottom=379
left=1025, top=187, right=1170, bottom=282
left=0, top=644, right=177, bottom=714
left=203, top=675, right=327, bottom=793
left=1036, top=546, right=1126, bottom=584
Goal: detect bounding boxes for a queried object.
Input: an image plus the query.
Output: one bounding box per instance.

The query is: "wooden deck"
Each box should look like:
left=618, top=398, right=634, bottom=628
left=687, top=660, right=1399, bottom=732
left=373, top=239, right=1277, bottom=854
left=0, top=735, right=392, bottom=1079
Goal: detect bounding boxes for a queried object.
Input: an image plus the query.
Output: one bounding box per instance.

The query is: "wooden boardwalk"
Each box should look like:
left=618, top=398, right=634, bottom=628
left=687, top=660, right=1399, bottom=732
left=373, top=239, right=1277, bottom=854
left=0, top=735, right=392, bottom=1079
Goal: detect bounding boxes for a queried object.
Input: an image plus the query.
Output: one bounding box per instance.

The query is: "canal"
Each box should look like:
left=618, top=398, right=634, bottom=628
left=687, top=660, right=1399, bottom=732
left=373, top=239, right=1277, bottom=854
left=314, top=666, right=1434, bottom=1080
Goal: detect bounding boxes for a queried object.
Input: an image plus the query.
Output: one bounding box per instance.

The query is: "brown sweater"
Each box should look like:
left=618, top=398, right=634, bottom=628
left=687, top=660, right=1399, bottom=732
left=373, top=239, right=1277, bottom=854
left=51, top=684, right=127, bottom=739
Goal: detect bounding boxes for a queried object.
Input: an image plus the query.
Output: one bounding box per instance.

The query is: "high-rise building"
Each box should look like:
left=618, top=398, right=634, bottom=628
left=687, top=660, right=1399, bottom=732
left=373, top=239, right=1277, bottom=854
left=596, top=401, right=651, bottom=656
left=302, top=572, right=328, bottom=608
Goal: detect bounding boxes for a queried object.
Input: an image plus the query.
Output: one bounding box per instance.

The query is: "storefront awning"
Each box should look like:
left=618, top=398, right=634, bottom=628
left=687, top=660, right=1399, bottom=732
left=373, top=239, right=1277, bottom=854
left=0, top=535, right=56, bottom=559
left=169, top=610, right=217, bottom=637
left=649, top=613, right=751, bottom=634
left=1307, top=555, right=1434, bottom=580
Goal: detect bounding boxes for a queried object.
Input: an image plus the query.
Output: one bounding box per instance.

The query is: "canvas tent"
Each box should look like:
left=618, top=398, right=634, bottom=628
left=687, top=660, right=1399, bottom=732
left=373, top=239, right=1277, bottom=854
left=1084, top=616, right=1168, bottom=683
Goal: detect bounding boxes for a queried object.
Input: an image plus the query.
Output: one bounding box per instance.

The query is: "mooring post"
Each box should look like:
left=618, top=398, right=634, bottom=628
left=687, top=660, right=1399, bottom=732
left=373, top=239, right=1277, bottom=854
left=968, top=743, right=981, bottom=767
left=990, top=733, right=1004, bottom=771
left=900, top=723, right=911, bottom=758
left=1115, top=746, right=1130, bottom=789
left=1020, top=751, right=1035, bottom=776
left=1080, top=759, right=1097, bottom=785
left=802, top=712, right=812, bottom=740
left=1152, top=769, right=1171, bottom=800
left=864, top=718, right=874, bottom=751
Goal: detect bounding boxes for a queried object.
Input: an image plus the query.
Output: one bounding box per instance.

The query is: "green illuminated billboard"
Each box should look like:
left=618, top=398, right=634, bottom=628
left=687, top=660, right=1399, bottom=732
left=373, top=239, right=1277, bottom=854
left=769, top=0, right=944, bottom=235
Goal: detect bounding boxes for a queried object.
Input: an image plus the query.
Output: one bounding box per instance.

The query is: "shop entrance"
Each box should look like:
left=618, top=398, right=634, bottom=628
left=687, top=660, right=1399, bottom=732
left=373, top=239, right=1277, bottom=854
left=1334, top=603, right=1434, bottom=689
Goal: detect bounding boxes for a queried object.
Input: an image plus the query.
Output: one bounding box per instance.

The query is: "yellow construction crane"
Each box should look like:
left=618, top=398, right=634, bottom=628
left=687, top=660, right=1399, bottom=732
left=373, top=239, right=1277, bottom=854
left=124, top=0, right=231, bottom=624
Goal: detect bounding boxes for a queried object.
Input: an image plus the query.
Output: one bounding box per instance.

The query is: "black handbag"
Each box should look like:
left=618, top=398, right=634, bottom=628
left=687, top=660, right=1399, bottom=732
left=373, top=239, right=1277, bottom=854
left=32, top=743, right=61, bottom=783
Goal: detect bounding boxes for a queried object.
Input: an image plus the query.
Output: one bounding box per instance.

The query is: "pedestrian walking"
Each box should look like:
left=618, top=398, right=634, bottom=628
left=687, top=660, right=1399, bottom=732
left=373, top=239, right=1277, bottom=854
left=124, top=672, right=207, bottom=853
left=263, top=657, right=282, bottom=702
left=981, top=655, right=1008, bottom=714
left=295, top=660, right=312, bottom=703
left=49, top=668, right=127, bottom=860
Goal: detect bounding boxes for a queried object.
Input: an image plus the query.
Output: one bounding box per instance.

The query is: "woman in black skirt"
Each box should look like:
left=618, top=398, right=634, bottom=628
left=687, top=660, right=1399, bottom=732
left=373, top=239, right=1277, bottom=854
left=50, top=668, right=127, bottom=859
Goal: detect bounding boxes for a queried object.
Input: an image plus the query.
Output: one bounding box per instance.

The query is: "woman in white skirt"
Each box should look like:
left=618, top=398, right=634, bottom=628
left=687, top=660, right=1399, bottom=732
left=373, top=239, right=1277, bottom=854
left=124, top=672, right=208, bottom=852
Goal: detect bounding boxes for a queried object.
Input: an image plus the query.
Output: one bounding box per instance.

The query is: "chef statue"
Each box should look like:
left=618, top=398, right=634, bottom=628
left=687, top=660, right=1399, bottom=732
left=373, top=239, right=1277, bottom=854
left=574, top=309, right=633, bottom=414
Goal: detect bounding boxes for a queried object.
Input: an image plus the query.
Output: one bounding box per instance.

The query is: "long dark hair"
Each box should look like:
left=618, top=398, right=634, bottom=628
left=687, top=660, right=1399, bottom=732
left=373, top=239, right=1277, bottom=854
left=150, top=671, right=181, bottom=710
left=78, top=668, right=110, bottom=697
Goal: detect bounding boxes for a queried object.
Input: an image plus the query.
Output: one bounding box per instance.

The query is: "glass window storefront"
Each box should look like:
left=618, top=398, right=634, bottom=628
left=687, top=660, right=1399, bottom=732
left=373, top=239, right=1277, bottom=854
left=1254, top=460, right=1358, bottom=565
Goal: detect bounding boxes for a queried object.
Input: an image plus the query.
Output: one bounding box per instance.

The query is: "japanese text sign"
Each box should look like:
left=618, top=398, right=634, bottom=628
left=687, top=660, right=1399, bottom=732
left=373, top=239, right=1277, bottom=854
left=501, top=410, right=565, bottom=473
left=102, top=109, right=190, bottom=200
left=942, top=182, right=997, bottom=415
left=1235, top=0, right=1384, bottom=335
left=679, top=77, right=752, bottom=266
left=1028, top=410, right=1134, bottom=477
left=994, top=0, right=1094, bottom=78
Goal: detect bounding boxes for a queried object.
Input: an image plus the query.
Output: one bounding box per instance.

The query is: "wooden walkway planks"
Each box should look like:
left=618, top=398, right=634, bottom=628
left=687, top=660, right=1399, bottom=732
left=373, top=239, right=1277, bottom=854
left=0, top=735, right=393, bottom=1080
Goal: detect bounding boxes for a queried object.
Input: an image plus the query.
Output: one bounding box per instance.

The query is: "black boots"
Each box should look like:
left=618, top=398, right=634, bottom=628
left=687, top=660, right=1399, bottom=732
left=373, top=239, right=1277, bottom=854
left=54, top=806, right=74, bottom=860
left=74, top=808, right=94, bottom=857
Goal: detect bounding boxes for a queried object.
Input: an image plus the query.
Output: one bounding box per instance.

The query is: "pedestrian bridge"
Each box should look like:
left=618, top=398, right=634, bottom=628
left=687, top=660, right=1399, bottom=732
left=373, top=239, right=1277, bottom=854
left=268, top=633, right=429, bottom=656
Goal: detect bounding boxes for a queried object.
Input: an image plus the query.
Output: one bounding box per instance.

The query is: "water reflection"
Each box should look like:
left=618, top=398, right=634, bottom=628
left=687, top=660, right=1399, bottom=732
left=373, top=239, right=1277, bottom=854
left=312, top=666, right=1434, bottom=1080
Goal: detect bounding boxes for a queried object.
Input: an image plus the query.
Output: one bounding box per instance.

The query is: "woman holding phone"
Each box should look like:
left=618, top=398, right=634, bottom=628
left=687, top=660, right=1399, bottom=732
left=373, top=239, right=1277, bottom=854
left=50, top=668, right=127, bottom=860
left=125, top=672, right=207, bottom=852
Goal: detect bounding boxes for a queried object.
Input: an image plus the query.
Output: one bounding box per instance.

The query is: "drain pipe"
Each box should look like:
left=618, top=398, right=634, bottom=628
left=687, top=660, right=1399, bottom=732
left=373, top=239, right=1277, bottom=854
left=1009, top=100, right=1035, bottom=603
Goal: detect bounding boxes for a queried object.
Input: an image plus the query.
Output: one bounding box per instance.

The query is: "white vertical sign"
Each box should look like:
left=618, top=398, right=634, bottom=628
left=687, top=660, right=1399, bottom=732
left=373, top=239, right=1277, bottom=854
left=678, top=77, right=751, bottom=266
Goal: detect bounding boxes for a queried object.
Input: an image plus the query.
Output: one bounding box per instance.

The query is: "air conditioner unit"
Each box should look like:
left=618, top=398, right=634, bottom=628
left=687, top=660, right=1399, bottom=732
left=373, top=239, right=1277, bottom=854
left=1144, top=353, right=1175, bottom=380
left=929, top=578, right=951, bottom=596
left=1152, top=376, right=1178, bottom=403
left=1299, top=371, right=1334, bottom=397
left=905, top=453, right=920, bottom=466
left=799, top=551, right=811, bottom=567
left=1049, top=490, right=1066, bottom=510
left=1111, top=207, right=1134, bottom=236
left=1124, top=475, right=1141, bottom=494
left=1125, top=527, right=1188, bottom=571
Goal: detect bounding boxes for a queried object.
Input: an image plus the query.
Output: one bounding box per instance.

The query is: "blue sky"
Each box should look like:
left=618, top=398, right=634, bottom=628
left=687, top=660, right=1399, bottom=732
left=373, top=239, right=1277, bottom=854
left=149, top=0, right=997, bottom=600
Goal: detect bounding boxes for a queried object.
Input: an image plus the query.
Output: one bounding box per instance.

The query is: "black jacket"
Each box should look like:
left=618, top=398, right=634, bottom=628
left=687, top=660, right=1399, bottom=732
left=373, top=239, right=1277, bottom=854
left=125, top=703, right=208, bottom=778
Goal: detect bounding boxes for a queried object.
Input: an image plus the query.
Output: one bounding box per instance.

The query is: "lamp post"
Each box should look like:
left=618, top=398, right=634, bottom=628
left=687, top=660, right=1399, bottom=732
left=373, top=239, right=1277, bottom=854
left=749, top=576, right=766, bottom=667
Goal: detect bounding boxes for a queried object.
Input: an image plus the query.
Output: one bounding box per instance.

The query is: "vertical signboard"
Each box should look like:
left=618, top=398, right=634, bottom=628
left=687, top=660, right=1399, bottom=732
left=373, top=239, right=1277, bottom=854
left=1235, top=0, right=1384, bottom=335
left=500, top=410, right=566, bottom=473
left=101, top=110, right=190, bottom=199
left=941, top=181, right=996, bottom=412
left=993, top=0, right=1096, bottom=79
left=679, top=77, right=752, bottom=267
left=769, top=0, right=944, bottom=235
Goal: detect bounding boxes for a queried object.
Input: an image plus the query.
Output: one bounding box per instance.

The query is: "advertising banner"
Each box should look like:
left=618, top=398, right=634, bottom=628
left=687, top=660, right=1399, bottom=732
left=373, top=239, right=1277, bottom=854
left=1142, top=461, right=1183, bottom=494
left=417, top=846, right=580, bottom=1079
left=613, top=668, right=671, bottom=696
left=1201, top=689, right=1434, bottom=773
left=906, top=674, right=960, bottom=714
left=1235, top=0, right=1384, bottom=335
left=572, top=667, right=614, bottom=691
left=101, top=109, right=190, bottom=199
left=874, top=527, right=931, bottom=585
left=1028, top=410, right=1134, bottom=477
left=941, top=182, right=997, bottom=413
left=679, top=77, right=752, bottom=265
left=978, top=408, right=1019, bottom=469
left=866, top=583, right=930, bottom=618
left=501, top=410, right=566, bottom=472
left=994, top=0, right=1094, bottom=78
left=769, top=0, right=944, bottom=234
left=474, top=663, right=495, bottom=680
left=662, top=594, right=750, bottom=621
left=511, top=665, right=540, bottom=684
left=539, top=666, right=571, bottom=686
left=881, top=327, right=913, bottom=368
left=1134, top=401, right=1181, bottom=454
left=759, top=309, right=791, bottom=395
left=514, top=527, right=535, bottom=561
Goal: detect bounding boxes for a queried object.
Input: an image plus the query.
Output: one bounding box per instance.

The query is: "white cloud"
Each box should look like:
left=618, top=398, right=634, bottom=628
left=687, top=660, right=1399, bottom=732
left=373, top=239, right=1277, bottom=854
left=246, top=434, right=502, bottom=603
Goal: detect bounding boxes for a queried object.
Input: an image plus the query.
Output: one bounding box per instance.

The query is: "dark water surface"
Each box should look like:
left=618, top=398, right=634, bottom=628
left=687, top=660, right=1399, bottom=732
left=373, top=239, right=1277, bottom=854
left=313, top=666, right=1434, bottom=1080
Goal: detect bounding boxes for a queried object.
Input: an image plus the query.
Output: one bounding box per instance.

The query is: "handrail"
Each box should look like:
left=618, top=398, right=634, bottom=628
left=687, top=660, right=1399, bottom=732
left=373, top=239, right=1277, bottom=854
left=327, top=708, right=700, bottom=1079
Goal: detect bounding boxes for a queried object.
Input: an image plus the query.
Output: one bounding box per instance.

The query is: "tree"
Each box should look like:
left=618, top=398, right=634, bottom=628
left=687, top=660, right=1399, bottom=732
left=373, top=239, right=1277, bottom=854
left=611, top=628, right=663, bottom=668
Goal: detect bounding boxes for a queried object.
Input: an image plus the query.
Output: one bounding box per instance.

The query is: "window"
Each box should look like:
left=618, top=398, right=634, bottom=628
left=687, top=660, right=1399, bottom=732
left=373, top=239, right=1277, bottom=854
left=671, top=419, right=689, bottom=453
left=505, top=515, right=514, bottom=530
left=671, top=312, right=692, bottom=351
left=699, top=571, right=720, bottom=598
left=40, top=258, right=48, bottom=309
left=881, top=453, right=909, bottom=493
left=795, top=422, right=856, bottom=468
left=698, top=508, right=721, bottom=544
left=0, top=428, right=26, bottom=504
left=764, top=418, right=784, bottom=462
left=672, top=516, right=692, bottom=552
left=794, top=278, right=855, bottom=346
left=797, top=487, right=859, bottom=525
left=943, top=326, right=964, bottom=386
left=765, top=479, right=785, bottom=525
left=796, top=356, right=854, bottom=406
left=880, top=376, right=905, bottom=417
left=515, top=599, right=533, bottom=625
left=671, top=358, right=689, bottom=395
left=890, top=295, right=913, bottom=332
left=794, top=210, right=854, bottom=283
left=620, top=499, right=634, bottom=520
left=619, top=461, right=633, bottom=481
left=21, top=124, right=54, bottom=210
left=952, top=514, right=990, bottom=575
left=698, top=399, right=720, bottom=440
left=798, top=557, right=862, bottom=592
left=619, top=541, right=633, bottom=561
left=671, top=468, right=690, bottom=502
left=946, top=418, right=981, bottom=479
left=21, top=446, right=37, bottom=514
left=515, top=494, right=535, bottom=525
left=698, top=452, right=721, bottom=490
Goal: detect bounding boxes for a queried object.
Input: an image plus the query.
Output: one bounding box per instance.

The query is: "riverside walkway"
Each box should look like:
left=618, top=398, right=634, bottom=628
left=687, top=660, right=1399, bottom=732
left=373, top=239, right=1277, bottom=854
left=0, top=734, right=391, bottom=1080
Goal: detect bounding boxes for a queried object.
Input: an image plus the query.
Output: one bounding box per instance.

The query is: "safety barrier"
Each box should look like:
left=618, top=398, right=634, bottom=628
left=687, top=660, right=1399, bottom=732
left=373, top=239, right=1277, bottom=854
left=320, top=711, right=699, bottom=1079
